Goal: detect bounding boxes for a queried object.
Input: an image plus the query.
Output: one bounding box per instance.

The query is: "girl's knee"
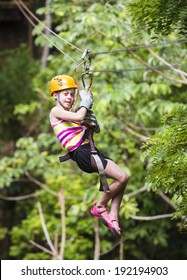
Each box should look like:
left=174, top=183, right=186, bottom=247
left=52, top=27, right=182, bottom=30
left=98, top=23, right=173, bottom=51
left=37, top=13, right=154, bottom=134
left=119, top=172, right=128, bottom=185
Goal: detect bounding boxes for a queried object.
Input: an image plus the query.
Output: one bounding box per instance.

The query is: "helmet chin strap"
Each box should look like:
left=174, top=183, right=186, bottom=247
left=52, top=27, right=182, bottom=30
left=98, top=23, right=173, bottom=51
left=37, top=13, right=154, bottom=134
left=56, top=92, right=64, bottom=107
left=56, top=91, right=73, bottom=109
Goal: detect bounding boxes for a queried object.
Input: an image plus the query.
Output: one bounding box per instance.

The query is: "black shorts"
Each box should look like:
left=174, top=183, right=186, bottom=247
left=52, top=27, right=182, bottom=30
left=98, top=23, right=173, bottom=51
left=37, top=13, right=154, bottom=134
left=69, top=143, right=108, bottom=174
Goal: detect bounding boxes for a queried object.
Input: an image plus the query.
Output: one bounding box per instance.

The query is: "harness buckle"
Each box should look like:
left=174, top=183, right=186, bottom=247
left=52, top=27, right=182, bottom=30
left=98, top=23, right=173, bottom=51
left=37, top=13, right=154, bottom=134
left=90, top=150, right=97, bottom=155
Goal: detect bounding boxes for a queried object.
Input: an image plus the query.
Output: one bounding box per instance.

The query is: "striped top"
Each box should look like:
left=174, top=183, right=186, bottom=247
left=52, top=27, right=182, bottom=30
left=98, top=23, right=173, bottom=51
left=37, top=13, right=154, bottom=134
left=51, top=119, right=86, bottom=151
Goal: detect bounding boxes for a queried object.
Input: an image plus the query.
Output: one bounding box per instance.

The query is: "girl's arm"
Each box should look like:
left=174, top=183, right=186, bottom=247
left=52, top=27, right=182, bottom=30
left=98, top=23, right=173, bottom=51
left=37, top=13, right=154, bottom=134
left=50, top=106, right=87, bottom=123
left=50, top=89, right=93, bottom=123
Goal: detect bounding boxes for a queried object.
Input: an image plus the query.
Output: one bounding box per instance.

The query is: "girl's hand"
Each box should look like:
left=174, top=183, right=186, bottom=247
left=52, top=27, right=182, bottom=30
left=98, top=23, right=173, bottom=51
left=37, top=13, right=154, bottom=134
left=79, top=90, right=93, bottom=109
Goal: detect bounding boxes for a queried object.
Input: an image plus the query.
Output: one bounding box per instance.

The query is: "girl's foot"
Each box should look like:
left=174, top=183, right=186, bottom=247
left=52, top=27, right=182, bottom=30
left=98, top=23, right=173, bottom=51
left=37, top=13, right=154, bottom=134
left=90, top=203, right=114, bottom=232
left=110, top=217, right=121, bottom=236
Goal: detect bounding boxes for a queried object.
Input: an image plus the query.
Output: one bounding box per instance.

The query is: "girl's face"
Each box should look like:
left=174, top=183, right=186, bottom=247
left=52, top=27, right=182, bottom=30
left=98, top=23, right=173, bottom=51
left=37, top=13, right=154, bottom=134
left=56, top=89, right=76, bottom=110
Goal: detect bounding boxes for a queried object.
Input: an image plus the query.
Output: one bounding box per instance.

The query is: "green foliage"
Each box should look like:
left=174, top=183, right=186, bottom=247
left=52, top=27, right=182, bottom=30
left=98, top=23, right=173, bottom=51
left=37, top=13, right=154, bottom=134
left=121, top=196, right=139, bottom=219
left=142, top=105, right=187, bottom=224
left=127, top=0, right=187, bottom=36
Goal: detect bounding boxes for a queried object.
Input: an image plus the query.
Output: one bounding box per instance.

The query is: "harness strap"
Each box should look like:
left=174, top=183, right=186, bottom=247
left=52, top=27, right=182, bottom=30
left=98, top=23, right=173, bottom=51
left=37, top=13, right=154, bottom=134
left=87, top=133, right=110, bottom=193
left=58, top=130, right=110, bottom=193
left=59, top=153, right=71, bottom=163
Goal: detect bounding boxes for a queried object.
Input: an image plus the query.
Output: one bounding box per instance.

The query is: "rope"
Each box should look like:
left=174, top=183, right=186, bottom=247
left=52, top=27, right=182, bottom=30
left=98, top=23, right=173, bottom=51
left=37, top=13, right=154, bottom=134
left=0, top=0, right=27, bottom=5
left=15, top=0, right=82, bottom=64
left=15, top=0, right=90, bottom=108
left=89, top=63, right=187, bottom=73
left=91, top=38, right=187, bottom=56
left=17, top=0, right=83, bottom=53
left=15, top=0, right=187, bottom=76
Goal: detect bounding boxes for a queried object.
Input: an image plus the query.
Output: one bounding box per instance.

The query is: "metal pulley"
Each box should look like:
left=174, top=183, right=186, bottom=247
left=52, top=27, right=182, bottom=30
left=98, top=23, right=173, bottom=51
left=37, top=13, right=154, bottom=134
left=81, top=48, right=93, bottom=92
left=82, top=48, right=92, bottom=71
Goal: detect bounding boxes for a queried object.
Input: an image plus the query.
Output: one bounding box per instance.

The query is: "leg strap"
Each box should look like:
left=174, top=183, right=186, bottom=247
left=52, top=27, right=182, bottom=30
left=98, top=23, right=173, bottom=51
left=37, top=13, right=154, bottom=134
left=91, top=153, right=110, bottom=193
left=88, top=133, right=110, bottom=193
left=58, top=132, right=110, bottom=194
left=59, top=153, right=71, bottom=163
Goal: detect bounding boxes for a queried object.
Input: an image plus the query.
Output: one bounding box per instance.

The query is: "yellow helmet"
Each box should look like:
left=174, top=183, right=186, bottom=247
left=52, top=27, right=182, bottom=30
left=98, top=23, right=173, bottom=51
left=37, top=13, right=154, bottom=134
left=50, top=75, right=77, bottom=96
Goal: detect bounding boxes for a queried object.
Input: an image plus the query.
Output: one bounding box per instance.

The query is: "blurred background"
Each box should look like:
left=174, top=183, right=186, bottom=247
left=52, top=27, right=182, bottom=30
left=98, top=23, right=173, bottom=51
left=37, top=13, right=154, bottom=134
left=0, top=0, right=187, bottom=260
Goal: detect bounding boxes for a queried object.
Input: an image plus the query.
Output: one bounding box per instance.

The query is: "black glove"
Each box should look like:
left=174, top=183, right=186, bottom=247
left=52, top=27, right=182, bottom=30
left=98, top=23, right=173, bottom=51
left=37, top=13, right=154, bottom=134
left=81, top=110, right=100, bottom=133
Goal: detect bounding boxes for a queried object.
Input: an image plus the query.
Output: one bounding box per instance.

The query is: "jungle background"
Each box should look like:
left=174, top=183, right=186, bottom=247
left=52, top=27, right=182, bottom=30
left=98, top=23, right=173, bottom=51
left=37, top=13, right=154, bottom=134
left=0, top=0, right=187, bottom=260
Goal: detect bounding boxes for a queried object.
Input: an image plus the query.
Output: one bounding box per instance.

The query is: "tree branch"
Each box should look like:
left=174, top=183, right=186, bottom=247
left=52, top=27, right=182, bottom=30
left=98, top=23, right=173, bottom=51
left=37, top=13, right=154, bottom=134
left=93, top=218, right=100, bottom=260
left=128, top=49, right=187, bottom=84
left=58, top=189, right=66, bottom=260
left=128, top=122, right=156, bottom=132
left=53, top=233, right=59, bottom=259
left=148, top=48, right=187, bottom=79
left=41, top=0, right=51, bottom=68
left=158, top=192, right=177, bottom=210
left=37, top=201, right=56, bottom=255
left=0, top=191, right=44, bottom=201
left=130, top=213, right=173, bottom=221
left=124, top=125, right=148, bottom=142
left=119, top=236, right=124, bottom=260
left=25, top=171, right=58, bottom=197
left=29, top=240, right=54, bottom=255
left=126, top=186, right=147, bottom=198
left=34, top=87, right=49, bottom=100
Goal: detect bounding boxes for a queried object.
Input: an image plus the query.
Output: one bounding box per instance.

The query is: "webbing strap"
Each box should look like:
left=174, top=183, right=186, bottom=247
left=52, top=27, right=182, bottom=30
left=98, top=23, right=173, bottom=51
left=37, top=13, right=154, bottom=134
left=88, top=133, right=110, bottom=193
left=91, top=153, right=110, bottom=193
left=58, top=131, right=110, bottom=193
left=59, top=153, right=71, bottom=163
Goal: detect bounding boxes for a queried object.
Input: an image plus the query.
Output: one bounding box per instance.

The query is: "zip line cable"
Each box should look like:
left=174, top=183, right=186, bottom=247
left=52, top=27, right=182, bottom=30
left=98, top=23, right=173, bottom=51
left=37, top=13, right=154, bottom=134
left=91, top=38, right=187, bottom=56
left=89, top=64, right=187, bottom=73
left=15, top=0, right=82, bottom=65
left=16, top=4, right=77, bottom=64
left=16, top=0, right=83, bottom=53
left=18, top=0, right=187, bottom=56
left=16, top=0, right=187, bottom=57
left=15, top=0, right=187, bottom=75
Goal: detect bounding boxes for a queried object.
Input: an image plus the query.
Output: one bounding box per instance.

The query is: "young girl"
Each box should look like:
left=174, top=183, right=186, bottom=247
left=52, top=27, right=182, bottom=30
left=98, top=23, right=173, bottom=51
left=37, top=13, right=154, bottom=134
left=49, top=74, right=128, bottom=236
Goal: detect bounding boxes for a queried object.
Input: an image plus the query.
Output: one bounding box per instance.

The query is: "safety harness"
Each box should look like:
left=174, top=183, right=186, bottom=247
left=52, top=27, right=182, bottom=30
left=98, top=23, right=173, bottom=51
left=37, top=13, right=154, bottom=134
left=59, top=127, right=110, bottom=193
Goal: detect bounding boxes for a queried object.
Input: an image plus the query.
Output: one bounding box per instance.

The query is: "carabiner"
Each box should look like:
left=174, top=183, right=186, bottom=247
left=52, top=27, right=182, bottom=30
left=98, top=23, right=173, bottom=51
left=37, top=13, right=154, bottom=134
left=81, top=72, right=93, bottom=90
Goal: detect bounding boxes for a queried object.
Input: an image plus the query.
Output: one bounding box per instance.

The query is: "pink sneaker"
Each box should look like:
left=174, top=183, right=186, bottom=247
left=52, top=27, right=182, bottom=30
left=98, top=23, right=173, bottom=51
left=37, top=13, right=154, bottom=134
left=90, top=203, right=114, bottom=232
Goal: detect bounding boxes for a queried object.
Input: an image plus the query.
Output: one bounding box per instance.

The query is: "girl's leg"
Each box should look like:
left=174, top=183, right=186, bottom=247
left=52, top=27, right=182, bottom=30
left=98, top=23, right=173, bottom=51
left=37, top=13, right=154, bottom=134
left=96, top=159, right=128, bottom=225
